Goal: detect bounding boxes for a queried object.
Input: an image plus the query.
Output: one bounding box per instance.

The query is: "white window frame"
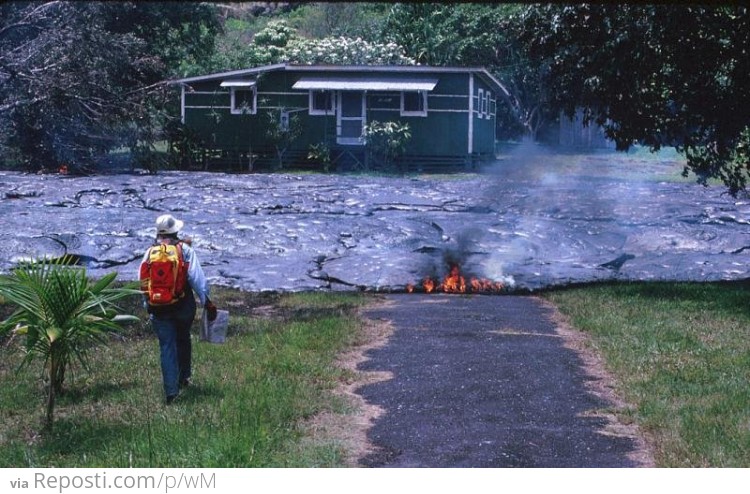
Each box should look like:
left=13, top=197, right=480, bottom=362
left=477, top=88, right=485, bottom=118
left=309, top=90, right=335, bottom=115
left=230, top=87, right=257, bottom=115
left=400, top=91, right=428, bottom=117
left=485, top=90, right=491, bottom=118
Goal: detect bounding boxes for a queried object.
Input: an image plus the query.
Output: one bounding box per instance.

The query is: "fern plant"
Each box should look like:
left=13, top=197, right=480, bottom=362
left=0, top=256, right=140, bottom=429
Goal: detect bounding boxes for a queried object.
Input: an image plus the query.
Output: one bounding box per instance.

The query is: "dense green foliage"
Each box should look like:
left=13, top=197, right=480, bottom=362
left=517, top=4, right=750, bottom=194
left=381, top=3, right=528, bottom=138
left=188, top=18, right=415, bottom=75
left=0, top=1, right=220, bottom=173
left=2, top=2, right=749, bottom=193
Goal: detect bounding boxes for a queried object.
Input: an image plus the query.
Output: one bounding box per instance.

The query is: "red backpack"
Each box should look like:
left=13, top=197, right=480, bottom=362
left=139, top=241, right=189, bottom=306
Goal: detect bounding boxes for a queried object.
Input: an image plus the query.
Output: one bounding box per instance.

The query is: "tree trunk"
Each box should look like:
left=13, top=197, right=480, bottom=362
left=45, top=382, right=55, bottom=430
left=525, top=105, right=544, bottom=141
left=247, top=145, right=254, bottom=173
left=53, top=358, right=65, bottom=395
left=275, top=146, right=286, bottom=170
left=45, top=353, right=60, bottom=430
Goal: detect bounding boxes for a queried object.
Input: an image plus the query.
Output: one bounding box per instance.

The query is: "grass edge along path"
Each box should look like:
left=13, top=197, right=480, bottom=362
left=0, top=289, right=379, bottom=468
left=543, top=281, right=750, bottom=467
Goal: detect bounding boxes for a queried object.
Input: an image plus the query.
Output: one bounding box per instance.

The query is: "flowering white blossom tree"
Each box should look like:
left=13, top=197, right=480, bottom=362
left=250, top=20, right=415, bottom=66
left=284, top=36, right=415, bottom=65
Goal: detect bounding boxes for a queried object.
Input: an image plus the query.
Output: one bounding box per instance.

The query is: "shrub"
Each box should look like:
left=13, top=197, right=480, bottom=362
left=361, top=120, right=412, bottom=171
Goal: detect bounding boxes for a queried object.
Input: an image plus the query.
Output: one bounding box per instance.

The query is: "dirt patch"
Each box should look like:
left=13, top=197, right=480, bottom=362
left=540, top=297, right=656, bottom=467
left=299, top=299, right=395, bottom=467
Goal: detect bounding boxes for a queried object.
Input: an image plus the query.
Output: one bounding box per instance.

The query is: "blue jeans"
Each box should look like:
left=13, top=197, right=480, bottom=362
left=151, top=295, right=196, bottom=398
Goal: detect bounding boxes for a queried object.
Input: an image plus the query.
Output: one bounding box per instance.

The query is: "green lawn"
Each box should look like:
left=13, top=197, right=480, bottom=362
left=3, top=282, right=749, bottom=467
left=544, top=281, right=750, bottom=467
left=0, top=289, right=368, bottom=467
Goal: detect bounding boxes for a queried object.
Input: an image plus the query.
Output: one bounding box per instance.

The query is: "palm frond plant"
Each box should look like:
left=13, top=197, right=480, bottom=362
left=0, top=256, right=140, bottom=430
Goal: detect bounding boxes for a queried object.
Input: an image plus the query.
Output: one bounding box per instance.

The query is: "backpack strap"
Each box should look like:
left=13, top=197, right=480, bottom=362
left=173, top=240, right=190, bottom=297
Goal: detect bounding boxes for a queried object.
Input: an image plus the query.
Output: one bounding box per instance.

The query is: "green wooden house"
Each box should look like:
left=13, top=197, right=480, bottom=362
left=171, top=63, right=510, bottom=171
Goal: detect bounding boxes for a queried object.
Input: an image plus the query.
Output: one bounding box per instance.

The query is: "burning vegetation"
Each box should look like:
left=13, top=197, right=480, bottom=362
left=406, top=263, right=506, bottom=294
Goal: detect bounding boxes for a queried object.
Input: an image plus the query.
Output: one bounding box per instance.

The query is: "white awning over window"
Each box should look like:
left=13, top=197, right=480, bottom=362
left=220, top=80, right=256, bottom=88
left=293, top=76, right=438, bottom=92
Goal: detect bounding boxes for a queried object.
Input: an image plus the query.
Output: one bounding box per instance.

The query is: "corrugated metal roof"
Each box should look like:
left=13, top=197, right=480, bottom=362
left=220, top=80, right=256, bottom=87
left=292, top=76, right=438, bottom=92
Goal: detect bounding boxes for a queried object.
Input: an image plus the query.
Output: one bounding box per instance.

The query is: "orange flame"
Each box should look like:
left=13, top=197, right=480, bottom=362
left=423, top=277, right=436, bottom=293
left=411, top=263, right=504, bottom=294
left=441, top=264, right=466, bottom=293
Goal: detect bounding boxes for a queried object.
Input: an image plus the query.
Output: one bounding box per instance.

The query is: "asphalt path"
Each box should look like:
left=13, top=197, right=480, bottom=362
left=356, top=294, right=650, bottom=468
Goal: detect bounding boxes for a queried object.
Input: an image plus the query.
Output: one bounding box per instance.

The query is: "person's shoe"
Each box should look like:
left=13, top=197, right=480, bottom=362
left=166, top=394, right=178, bottom=405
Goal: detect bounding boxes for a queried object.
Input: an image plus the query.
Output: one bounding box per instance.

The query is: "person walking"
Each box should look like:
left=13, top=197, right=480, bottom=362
left=139, top=214, right=216, bottom=404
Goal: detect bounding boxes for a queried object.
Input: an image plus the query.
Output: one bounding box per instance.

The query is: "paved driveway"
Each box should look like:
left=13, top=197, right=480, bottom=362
left=356, top=294, right=652, bottom=467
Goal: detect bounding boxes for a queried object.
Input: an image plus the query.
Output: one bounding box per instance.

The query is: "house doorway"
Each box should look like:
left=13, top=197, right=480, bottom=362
left=337, top=91, right=365, bottom=145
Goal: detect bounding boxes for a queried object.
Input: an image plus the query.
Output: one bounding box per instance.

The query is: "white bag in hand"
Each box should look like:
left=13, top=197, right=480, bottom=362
left=201, top=309, right=229, bottom=343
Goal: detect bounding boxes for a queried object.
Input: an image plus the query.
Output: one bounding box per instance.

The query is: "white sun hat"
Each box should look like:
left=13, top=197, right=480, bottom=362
left=155, top=214, right=184, bottom=235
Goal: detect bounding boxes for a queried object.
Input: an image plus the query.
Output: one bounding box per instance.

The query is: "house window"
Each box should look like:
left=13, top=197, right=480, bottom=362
left=485, top=91, right=492, bottom=117
left=401, top=91, right=427, bottom=116
left=231, top=87, right=256, bottom=114
left=477, top=88, right=485, bottom=118
left=280, top=111, right=290, bottom=130
left=309, top=90, right=335, bottom=115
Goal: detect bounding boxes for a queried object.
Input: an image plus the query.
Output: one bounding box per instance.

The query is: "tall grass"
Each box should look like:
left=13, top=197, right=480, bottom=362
left=0, top=289, right=367, bottom=467
left=545, top=281, right=750, bottom=467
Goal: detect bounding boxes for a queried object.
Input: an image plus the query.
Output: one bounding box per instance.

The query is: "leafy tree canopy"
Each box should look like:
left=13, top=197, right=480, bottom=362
left=517, top=4, right=750, bottom=194
left=0, top=1, right=220, bottom=172
left=380, top=3, right=530, bottom=138
left=192, top=18, right=415, bottom=73
left=291, top=2, right=389, bottom=40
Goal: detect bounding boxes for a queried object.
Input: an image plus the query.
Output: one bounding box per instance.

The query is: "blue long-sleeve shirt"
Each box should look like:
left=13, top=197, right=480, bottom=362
left=181, top=242, right=210, bottom=306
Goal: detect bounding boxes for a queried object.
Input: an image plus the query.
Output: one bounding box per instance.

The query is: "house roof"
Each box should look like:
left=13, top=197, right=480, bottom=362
left=171, top=63, right=288, bottom=85
left=171, top=63, right=511, bottom=99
